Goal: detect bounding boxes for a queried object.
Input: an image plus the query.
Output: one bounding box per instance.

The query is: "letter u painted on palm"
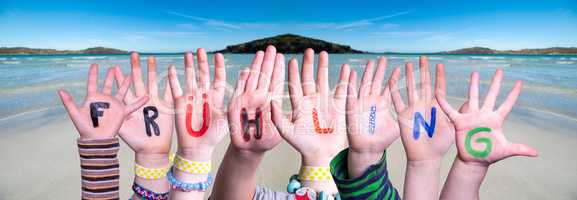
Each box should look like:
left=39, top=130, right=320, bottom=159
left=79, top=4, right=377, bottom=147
left=412, top=107, right=437, bottom=140
left=185, top=94, right=210, bottom=137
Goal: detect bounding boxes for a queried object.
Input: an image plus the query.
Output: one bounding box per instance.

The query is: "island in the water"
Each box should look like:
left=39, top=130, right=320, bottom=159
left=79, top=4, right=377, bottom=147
left=0, top=47, right=128, bottom=55
left=439, top=46, right=577, bottom=55
left=215, top=34, right=365, bottom=54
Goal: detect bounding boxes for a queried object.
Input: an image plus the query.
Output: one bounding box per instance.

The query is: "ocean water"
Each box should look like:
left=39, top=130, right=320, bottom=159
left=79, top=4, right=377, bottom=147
left=1, top=53, right=576, bottom=125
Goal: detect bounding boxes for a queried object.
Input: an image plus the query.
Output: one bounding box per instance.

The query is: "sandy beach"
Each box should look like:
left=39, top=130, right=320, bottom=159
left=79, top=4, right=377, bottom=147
left=0, top=100, right=576, bottom=199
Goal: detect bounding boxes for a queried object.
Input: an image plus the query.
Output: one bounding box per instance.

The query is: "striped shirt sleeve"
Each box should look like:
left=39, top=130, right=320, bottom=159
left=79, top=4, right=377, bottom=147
left=77, top=137, right=120, bottom=200
left=330, top=148, right=400, bottom=200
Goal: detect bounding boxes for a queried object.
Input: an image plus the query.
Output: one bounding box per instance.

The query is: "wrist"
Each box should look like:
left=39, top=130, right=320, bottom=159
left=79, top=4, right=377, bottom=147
left=301, top=154, right=333, bottom=167
left=348, top=150, right=383, bottom=166
left=135, top=153, right=170, bottom=168
left=407, top=158, right=442, bottom=170
left=177, top=148, right=213, bottom=161
left=454, top=158, right=489, bottom=175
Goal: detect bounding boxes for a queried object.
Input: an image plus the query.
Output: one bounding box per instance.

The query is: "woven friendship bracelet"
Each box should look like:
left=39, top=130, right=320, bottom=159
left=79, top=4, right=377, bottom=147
left=298, top=166, right=332, bottom=181
left=174, top=155, right=211, bottom=174
left=132, top=182, right=169, bottom=200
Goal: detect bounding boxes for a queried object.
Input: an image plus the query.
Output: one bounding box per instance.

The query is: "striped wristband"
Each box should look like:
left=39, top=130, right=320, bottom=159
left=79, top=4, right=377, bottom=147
left=78, top=137, right=120, bottom=199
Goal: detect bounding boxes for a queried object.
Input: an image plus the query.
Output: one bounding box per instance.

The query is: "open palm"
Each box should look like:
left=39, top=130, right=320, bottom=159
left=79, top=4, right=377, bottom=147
left=168, top=49, right=228, bottom=156
left=346, top=57, right=400, bottom=153
left=390, top=57, right=455, bottom=161
left=229, top=46, right=284, bottom=152
left=58, top=64, right=148, bottom=139
left=436, top=69, right=538, bottom=165
left=271, top=49, right=348, bottom=162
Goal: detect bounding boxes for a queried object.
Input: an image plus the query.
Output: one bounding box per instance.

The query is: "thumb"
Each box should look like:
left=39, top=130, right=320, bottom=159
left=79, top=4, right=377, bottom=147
left=125, top=96, right=149, bottom=115
left=270, top=100, right=294, bottom=141
left=506, top=142, right=539, bottom=158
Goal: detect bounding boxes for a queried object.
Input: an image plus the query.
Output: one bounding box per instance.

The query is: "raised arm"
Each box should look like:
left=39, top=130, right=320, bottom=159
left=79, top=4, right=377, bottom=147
left=114, top=53, right=174, bottom=200
left=58, top=64, right=148, bottom=199
left=340, top=57, right=401, bottom=199
left=436, top=68, right=539, bottom=200
left=389, top=57, right=456, bottom=200
left=271, top=49, right=347, bottom=198
left=167, top=49, right=228, bottom=199
left=212, top=46, right=285, bottom=200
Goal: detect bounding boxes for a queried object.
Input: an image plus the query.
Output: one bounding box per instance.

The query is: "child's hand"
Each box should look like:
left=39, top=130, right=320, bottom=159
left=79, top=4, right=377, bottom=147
left=390, top=57, right=455, bottom=162
left=168, top=49, right=228, bottom=160
left=58, top=64, right=148, bottom=140
left=347, top=57, right=400, bottom=153
left=271, top=49, right=348, bottom=166
left=114, top=53, right=174, bottom=156
left=228, top=46, right=284, bottom=153
left=436, top=69, right=538, bottom=165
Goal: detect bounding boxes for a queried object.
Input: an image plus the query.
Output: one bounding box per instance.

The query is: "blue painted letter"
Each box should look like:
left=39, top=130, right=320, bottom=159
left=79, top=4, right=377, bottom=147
left=412, top=107, right=437, bottom=140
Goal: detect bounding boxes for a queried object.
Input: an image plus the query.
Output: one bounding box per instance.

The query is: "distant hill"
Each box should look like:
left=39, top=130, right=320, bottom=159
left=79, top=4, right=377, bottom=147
left=440, top=47, right=577, bottom=55
left=216, top=34, right=365, bottom=54
left=0, top=47, right=128, bottom=55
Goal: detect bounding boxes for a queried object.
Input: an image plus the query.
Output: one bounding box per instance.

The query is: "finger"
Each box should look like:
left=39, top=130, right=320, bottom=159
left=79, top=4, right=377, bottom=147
left=434, top=86, right=460, bottom=119
left=317, top=51, right=329, bottom=96
left=125, top=96, right=150, bottom=115
left=405, top=62, right=418, bottom=104
left=420, top=56, right=432, bottom=99
left=148, top=56, right=159, bottom=99
left=163, top=78, right=173, bottom=103
left=481, top=69, right=503, bottom=111
left=371, top=57, right=387, bottom=95
left=497, top=80, right=523, bottom=116
left=184, top=52, right=197, bottom=95
left=168, top=65, right=183, bottom=98
left=113, top=66, right=136, bottom=102
left=347, top=70, right=358, bottom=102
left=213, top=53, right=226, bottom=93
left=301, top=48, right=316, bottom=96
left=58, top=90, right=79, bottom=117
left=389, top=67, right=406, bottom=112
left=435, top=63, right=446, bottom=100
left=506, top=143, right=539, bottom=158
left=233, top=68, right=250, bottom=97
left=270, top=53, right=285, bottom=95
left=197, top=48, right=211, bottom=91
left=87, top=64, right=98, bottom=93
left=271, top=100, right=295, bottom=141
left=288, top=58, right=303, bottom=110
left=115, top=76, right=133, bottom=101
left=102, top=67, right=115, bottom=95
left=468, top=72, right=480, bottom=111
left=359, top=60, right=375, bottom=97
left=131, top=52, right=147, bottom=96
left=257, top=45, right=276, bottom=91
left=245, top=51, right=265, bottom=91
left=334, top=64, right=351, bottom=99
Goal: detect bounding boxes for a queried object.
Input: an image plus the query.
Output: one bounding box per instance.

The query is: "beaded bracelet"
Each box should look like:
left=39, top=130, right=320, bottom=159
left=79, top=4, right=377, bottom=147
left=287, top=174, right=341, bottom=200
left=166, top=167, right=213, bottom=192
left=131, top=183, right=169, bottom=200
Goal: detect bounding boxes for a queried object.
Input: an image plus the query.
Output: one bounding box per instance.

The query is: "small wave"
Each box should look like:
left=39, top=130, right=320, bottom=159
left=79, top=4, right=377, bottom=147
left=556, top=61, right=574, bottom=65
left=1, top=61, right=21, bottom=64
left=348, top=58, right=367, bottom=63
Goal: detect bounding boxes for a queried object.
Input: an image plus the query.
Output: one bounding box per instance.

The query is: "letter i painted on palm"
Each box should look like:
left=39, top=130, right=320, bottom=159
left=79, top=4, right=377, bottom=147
left=185, top=93, right=210, bottom=137
left=368, top=105, right=377, bottom=135
left=412, top=107, right=436, bottom=140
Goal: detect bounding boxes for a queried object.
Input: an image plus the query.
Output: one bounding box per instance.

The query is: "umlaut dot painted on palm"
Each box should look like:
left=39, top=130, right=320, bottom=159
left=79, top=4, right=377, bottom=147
left=465, top=127, right=493, bottom=158
left=412, top=107, right=437, bottom=140
left=312, top=108, right=333, bottom=134
left=368, top=105, right=376, bottom=135
left=185, top=93, right=210, bottom=137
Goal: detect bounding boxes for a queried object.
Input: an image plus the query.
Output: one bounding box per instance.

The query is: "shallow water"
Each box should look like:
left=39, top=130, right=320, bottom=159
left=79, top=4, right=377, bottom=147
left=1, top=53, right=576, bottom=124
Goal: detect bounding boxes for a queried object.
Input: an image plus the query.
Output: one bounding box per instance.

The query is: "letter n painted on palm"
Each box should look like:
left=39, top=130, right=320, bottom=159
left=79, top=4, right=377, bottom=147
left=412, top=107, right=437, bottom=140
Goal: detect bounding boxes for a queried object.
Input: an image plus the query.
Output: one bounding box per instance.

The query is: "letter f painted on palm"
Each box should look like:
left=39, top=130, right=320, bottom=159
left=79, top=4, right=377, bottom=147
left=413, top=107, right=437, bottom=140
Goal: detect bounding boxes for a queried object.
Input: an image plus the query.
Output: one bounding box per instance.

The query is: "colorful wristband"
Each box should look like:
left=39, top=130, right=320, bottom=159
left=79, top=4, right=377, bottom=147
left=166, top=167, right=213, bottom=192
left=299, top=166, right=332, bottom=181
left=173, top=154, right=211, bottom=174
left=132, top=182, right=169, bottom=200
left=134, top=163, right=171, bottom=180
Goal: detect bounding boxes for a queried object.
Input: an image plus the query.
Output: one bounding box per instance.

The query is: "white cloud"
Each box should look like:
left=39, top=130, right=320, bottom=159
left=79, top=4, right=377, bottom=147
left=334, top=10, right=412, bottom=30
left=165, top=11, right=242, bottom=30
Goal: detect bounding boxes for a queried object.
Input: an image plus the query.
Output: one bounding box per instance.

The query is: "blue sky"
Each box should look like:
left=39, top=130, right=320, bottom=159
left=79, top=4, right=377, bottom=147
left=0, top=0, right=576, bottom=52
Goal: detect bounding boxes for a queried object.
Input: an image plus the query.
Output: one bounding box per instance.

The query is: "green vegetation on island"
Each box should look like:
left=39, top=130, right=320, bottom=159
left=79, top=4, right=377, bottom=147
left=215, top=34, right=365, bottom=54
left=0, top=47, right=128, bottom=55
